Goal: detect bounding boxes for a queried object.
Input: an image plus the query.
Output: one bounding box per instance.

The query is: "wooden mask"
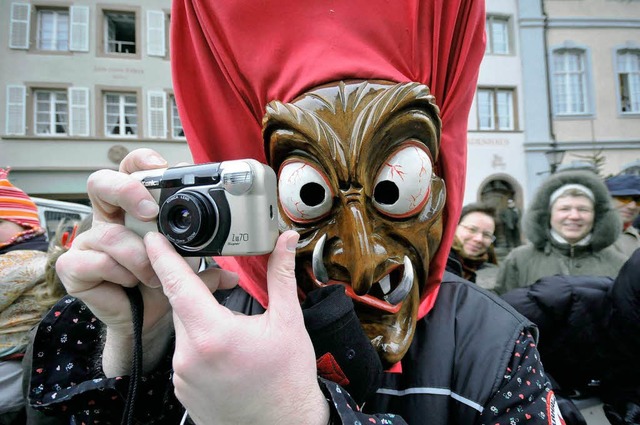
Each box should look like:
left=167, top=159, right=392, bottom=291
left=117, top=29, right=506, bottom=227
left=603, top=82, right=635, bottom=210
left=263, top=80, right=445, bottom=366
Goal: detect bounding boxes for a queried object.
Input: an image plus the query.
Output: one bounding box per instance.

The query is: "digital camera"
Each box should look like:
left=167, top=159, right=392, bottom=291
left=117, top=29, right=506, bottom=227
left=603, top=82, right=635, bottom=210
left=125, top=159, right=279, bottom=256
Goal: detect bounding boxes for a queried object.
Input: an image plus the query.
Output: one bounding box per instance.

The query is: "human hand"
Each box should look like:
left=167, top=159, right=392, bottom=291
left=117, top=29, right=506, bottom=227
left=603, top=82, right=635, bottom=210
left=145, top=230, right=330, bottom=425
left=55, top=149, right=187, bottom=374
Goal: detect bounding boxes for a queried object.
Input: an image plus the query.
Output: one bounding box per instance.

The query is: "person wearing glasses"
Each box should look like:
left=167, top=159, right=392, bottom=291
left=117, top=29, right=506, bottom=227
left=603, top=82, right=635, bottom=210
left=605, top=174, right=640, bottom=258
left=446, top=203, right=499, bottom=291
left=495, top=171, right=627, bottom=295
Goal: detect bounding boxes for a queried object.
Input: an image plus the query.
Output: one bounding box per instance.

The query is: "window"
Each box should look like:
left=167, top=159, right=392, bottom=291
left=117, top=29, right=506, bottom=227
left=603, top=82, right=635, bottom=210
left=8, top=3, right=88, bottom=52
left=477, top=88, right=515, bottom=131
left=171, top=96, right=185, bottom=138
left=146, top=92, right=186, bottom=139
left=616, top=49, right=640, bottom=114
left=34, top=90, right=68, bottom=135
left=104, top=92, right=138, bottom=137
left=104, top=11, right=136, bottom=54
left=486, top=15, right=510, bottom=55
left=552, top=49, right=588, bottom=115
left=37, top=9, right=69, bottom=51
left=5, top=85, right=89, bottom=136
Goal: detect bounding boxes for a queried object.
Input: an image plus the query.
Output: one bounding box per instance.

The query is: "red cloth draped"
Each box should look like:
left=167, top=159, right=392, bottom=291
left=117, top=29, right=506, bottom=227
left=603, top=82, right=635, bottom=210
left=171, top=0, right=486, bottom=319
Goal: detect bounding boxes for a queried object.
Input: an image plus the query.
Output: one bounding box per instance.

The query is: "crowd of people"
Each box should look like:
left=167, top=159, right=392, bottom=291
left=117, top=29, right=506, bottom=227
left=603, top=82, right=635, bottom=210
left=444, top=171, right=640, bottom=424
left=1, top=1, right=639, bottom=424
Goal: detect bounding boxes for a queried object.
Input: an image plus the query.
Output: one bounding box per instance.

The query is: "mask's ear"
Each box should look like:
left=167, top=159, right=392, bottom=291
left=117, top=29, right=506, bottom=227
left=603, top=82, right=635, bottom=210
left=262, top=99, right=291, bottom=167
left=420, top=175, right=446, bottom=222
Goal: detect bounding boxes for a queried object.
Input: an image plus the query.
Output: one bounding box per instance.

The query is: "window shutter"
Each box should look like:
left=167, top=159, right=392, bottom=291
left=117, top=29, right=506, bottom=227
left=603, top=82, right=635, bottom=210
left=147, top=91, right=166, bottom=138
left=69, top=87, right=90, bottom=136
left=146, top=11, right=165, bottom=57
left=6, top=85, right=26, bottom=135
left=9, top=3, right=30, bottom=49
left=70, top=6, right=90, bottom=52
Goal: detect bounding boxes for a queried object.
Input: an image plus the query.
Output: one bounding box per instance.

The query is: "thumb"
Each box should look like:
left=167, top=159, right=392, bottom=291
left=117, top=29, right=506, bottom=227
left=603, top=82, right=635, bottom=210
left=265, top=230, right=301, bottom=319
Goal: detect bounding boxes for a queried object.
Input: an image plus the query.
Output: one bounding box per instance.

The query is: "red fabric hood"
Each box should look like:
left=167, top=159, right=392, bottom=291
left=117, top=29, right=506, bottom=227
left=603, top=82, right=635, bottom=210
left=171, top=0, right=485, bottom=319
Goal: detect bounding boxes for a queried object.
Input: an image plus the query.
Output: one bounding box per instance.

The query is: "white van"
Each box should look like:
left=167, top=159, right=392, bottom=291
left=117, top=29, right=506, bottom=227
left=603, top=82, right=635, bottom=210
left=31, top=197, right=92, bottom=241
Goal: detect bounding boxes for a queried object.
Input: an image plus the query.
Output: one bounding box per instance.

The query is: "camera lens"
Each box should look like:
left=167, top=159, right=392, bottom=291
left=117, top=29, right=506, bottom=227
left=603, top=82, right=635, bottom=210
left=170, top=207, right=192, bottom=230
left=158, top=190, right=218, bottom=250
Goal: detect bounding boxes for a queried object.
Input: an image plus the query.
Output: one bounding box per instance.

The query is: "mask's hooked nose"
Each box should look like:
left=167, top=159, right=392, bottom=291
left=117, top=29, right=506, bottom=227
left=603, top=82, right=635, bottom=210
left=313, top=202, right=384, bottom=296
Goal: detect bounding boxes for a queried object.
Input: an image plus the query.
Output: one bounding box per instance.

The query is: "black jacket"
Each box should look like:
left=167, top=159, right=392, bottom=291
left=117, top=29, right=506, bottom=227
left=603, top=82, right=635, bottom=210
left=502, top=249, right=640, bottom=424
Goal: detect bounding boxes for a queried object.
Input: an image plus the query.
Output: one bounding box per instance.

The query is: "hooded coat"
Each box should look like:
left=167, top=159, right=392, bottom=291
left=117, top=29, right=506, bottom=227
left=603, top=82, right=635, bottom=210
left=495, top=171, right=627, bottom=295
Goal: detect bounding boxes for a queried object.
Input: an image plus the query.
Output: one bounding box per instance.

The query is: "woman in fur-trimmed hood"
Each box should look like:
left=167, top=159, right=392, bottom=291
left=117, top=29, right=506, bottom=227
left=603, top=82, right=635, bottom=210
left=495, top=170, right=627, bottom=295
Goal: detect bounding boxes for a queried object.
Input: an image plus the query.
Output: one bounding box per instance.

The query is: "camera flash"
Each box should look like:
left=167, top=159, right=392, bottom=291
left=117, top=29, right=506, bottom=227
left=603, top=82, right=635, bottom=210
left=182, top=174, right=195, bottom=185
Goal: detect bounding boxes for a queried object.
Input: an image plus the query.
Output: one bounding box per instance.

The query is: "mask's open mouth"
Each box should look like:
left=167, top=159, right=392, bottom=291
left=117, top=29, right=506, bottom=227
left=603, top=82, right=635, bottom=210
left=307, top=234, right=414, bottom=314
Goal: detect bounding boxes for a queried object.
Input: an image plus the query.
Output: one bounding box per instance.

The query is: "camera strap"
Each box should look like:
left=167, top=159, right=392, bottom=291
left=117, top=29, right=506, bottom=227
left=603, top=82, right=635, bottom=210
left=121, top=286, right=144, bottom=425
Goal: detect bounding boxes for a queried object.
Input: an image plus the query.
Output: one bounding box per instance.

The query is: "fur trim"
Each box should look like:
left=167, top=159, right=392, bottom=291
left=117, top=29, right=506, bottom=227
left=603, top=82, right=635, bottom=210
left=524, top=171, right=621, bottom=251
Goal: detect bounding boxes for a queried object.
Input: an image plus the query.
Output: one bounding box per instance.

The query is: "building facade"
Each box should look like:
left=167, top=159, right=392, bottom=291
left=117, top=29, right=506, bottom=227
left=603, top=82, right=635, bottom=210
left=466, top=0, right=640, bottom=247
left=518, top=0, right=640, bottom=196
left=2, top=0, right=638, bottom=221
left=0, top=0, right=192, bottom=201
left=466, top=0, right=528, bottom=247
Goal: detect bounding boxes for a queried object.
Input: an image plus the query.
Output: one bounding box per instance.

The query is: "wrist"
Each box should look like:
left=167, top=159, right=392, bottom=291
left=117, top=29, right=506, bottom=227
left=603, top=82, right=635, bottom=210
left=102, top=312, right=173, bottom=377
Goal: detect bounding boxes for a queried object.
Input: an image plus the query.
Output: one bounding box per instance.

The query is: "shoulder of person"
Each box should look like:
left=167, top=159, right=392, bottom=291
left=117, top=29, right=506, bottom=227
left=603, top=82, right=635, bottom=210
left=0, top=249, right=47, bottom=277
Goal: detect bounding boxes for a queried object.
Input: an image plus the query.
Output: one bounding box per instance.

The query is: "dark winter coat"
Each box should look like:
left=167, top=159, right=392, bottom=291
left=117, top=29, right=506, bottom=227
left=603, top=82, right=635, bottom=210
left=502, top=249, right=640, bottom=424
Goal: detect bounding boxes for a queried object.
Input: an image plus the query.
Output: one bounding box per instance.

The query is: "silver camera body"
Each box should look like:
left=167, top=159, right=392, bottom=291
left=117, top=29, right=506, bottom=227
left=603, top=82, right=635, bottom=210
left=125, top=159, right=279, bottom=256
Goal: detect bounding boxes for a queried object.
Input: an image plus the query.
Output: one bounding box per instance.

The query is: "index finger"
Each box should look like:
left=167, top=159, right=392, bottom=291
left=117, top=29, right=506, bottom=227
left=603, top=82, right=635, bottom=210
left=144, top=232, right=228, bottom=329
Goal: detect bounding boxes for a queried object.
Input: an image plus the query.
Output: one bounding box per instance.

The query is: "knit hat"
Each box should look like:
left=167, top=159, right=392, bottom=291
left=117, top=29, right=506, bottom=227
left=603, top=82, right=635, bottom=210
left=605, top=174, right=640, bottom=197
left=0, top=168, right=42, bottom=230
left=549, top=183, right=595, bottom=207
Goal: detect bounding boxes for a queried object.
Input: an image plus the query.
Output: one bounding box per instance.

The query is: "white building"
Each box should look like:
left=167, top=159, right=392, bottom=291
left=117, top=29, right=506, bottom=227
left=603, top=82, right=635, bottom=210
left=0, top=0, right=192, bottom=201
left=465, top=0, right=528, bottom=247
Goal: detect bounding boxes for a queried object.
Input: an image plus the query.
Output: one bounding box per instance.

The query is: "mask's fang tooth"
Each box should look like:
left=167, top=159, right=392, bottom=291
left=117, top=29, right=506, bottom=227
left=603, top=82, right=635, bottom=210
left=379, top=274, right=391, bottom=294
left=312, top=234, right=329, bottom=284
left=384, top=256, right=414, bottom=305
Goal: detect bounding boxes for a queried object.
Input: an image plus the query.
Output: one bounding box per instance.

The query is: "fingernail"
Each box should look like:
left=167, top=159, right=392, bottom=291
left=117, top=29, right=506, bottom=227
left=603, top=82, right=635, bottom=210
left=138, top=200, right=159, bottom=218
left=147, top=275, right=161, bottom=288
left=286, top=232, right=299, bottom=252
left=146, top=154, right=167, bottom=166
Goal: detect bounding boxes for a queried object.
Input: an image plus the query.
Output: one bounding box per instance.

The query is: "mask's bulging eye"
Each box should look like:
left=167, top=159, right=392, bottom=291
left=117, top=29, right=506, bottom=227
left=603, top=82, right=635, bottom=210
left=373, top=143, right=433, bottom=218
left=278, top=160, right=333, bottom=222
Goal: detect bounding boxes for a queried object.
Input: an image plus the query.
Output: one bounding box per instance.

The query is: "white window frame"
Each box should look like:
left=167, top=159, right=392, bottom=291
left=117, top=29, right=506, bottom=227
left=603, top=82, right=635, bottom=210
left=9, top=2, right=31, bottom=49
left=551, top=44, right=593, bottom=117
left=104, top=11, right=136, bottom=54
left=486, top=15, right=511, bottom=55
left=615, top=48, right=640, bottom=114
left=34, top=89, right=69, bottom=136
left=37, top=8, right=70, bottom=51
left=477, top=88, right=515, bottom=131
left=104, top=92, right=138, bottom=137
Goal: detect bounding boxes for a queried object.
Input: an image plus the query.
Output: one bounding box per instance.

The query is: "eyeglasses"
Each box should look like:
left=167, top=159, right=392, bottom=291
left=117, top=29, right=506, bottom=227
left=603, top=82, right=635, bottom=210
left=614, top=195, right=640, bottom=205
left=458, top=224, right=496, bottom=243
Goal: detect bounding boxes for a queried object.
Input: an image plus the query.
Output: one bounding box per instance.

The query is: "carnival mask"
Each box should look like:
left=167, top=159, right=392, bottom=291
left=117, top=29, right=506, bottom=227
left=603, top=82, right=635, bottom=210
left=263, top=80, right=445, bottom=366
